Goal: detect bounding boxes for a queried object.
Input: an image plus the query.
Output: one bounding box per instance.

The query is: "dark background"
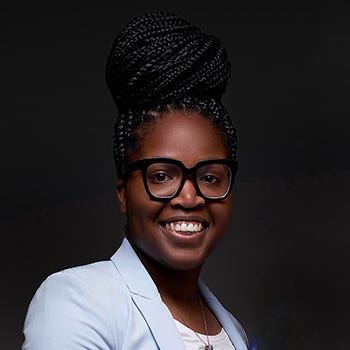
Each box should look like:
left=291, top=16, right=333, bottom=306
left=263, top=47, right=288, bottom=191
left=2, top=2, right=349, bottom=349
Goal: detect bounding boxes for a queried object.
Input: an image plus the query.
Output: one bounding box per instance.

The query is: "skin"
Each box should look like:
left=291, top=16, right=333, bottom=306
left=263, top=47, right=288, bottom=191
left=116, top=110, right=233, bottom=335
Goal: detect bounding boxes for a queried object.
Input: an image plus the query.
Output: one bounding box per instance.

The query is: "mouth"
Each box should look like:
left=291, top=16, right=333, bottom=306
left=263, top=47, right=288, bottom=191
left=160, top=217, right=208, bottom=235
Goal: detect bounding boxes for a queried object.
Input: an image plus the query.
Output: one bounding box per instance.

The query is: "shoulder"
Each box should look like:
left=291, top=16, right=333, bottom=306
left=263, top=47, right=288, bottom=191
left=37, top=260, right=130, bottom=313
left=56, top=260, right=130, bottom=300
left=23, top=260, right=131, bottom=349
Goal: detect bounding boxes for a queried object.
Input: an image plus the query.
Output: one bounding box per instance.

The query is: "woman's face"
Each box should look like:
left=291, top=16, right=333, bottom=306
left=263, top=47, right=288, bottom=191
left=117, top=111, right=233, bottom=271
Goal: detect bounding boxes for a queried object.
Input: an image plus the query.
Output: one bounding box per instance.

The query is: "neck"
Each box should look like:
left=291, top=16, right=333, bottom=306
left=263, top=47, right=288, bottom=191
left=132, top=244, right=202, bottom=304
left=155, top=266, right=202, bottom=304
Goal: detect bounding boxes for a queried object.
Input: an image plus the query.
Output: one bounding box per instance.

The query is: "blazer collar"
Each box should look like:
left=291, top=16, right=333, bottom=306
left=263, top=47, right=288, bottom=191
left=110, top=237, right=158, bottom=299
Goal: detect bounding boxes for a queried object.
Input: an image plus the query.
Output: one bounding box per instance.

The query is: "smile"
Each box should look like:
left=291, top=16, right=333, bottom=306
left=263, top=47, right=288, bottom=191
left=163, top=221, right=204, bottom=233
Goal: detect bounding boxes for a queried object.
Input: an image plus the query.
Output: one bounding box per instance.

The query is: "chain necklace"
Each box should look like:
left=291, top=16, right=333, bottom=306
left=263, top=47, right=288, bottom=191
left=163, top=293, right=214, bottom=350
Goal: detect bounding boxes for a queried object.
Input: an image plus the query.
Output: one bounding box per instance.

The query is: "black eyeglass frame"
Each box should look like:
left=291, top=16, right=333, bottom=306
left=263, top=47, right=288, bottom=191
left=125, top=157, right=238, bottom=202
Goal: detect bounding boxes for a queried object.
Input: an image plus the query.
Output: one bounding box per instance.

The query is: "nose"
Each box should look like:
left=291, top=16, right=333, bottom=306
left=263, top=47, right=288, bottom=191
left=170, top=178, right=205, bottom=208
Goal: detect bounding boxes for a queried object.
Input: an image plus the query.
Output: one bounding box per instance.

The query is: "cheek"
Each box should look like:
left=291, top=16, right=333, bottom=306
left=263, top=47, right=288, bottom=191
left=212, top=198, right=233, bottom=230
left=124, top=181, right=164, bottom=231
left=125, top=187, right=147, bottom=221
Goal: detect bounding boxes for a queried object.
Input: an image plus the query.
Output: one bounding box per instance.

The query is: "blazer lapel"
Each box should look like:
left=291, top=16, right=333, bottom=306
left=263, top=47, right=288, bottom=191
left=199, top=280, right=249, bottom=350
left=110, top=238, right=185, bottom=350
left=132, top=293, right=186, bottom=350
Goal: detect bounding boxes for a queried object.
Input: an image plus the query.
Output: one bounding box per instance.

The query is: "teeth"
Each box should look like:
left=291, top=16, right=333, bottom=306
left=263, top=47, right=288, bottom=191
left=164, top=222, right=204, bottom=233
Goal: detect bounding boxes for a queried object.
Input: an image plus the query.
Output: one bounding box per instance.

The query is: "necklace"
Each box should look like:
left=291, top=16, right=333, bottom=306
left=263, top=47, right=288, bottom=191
left=163, top=293, right=214, bottom=350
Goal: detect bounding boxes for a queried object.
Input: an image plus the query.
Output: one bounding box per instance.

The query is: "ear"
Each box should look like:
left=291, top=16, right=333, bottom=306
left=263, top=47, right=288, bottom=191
left=116, top=180, right=127, bottom=214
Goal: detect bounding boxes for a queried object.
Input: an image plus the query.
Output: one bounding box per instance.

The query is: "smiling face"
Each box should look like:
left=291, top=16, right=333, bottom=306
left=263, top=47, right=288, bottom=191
left=117, top=110, right=233, bottom=271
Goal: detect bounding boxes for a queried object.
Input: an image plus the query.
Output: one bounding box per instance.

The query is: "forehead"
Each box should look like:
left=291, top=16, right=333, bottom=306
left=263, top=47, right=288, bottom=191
left=130, top=111, right=229, bottom=167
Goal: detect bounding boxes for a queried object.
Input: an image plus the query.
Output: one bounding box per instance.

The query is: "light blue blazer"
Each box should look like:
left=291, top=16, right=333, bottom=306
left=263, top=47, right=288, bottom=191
left=23, top=238, right=249, bottom=350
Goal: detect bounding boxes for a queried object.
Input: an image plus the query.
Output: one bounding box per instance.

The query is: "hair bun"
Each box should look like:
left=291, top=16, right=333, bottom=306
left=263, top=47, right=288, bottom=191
left=105, top=11, right=231, bottom=112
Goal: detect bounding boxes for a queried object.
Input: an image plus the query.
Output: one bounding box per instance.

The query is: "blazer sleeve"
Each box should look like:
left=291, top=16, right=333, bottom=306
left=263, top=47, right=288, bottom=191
left=22, top=270, right=118, bottom=350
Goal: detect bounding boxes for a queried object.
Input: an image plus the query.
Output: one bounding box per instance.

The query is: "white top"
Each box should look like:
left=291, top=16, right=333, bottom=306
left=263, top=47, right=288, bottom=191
left=175, top=319, right=236, bottom=350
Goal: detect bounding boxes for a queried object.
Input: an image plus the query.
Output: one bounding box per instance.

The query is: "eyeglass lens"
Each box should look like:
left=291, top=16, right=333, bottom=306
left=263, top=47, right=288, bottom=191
left=146, top=162, right=231, bottom=199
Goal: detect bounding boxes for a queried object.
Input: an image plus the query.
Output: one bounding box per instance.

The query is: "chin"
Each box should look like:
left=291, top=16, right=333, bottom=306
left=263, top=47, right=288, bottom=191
left=159, top=250, right=209, bottom=272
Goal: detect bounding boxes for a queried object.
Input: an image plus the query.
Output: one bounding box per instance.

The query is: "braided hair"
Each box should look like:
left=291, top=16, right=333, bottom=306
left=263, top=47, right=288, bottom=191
left=105, top=11, right=237, bottom=179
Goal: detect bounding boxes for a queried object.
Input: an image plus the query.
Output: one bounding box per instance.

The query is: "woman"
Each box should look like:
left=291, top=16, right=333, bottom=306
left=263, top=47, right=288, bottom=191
left=22, top=11, right=249, bottom=350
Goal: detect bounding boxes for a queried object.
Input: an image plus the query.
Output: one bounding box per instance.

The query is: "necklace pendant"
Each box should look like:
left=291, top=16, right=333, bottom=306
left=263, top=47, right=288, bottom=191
left=204, top=346, right=214, bottom=350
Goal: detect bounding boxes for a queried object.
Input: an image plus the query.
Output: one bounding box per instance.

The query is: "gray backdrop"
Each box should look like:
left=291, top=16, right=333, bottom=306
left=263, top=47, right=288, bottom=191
left=2, top=2, right=349, bottom=349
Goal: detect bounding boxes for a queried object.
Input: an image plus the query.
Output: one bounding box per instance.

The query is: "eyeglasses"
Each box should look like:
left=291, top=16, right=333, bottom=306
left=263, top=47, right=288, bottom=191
left=125, top=157, right=238, bottom=201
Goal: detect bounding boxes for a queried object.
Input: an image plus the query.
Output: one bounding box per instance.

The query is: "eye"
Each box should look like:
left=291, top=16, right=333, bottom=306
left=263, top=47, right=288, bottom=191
left=149, top=172, right=173, bottom=184
left=200, top=174, right=220, bottom=185
left=147, top=162, right=181, bottom=185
